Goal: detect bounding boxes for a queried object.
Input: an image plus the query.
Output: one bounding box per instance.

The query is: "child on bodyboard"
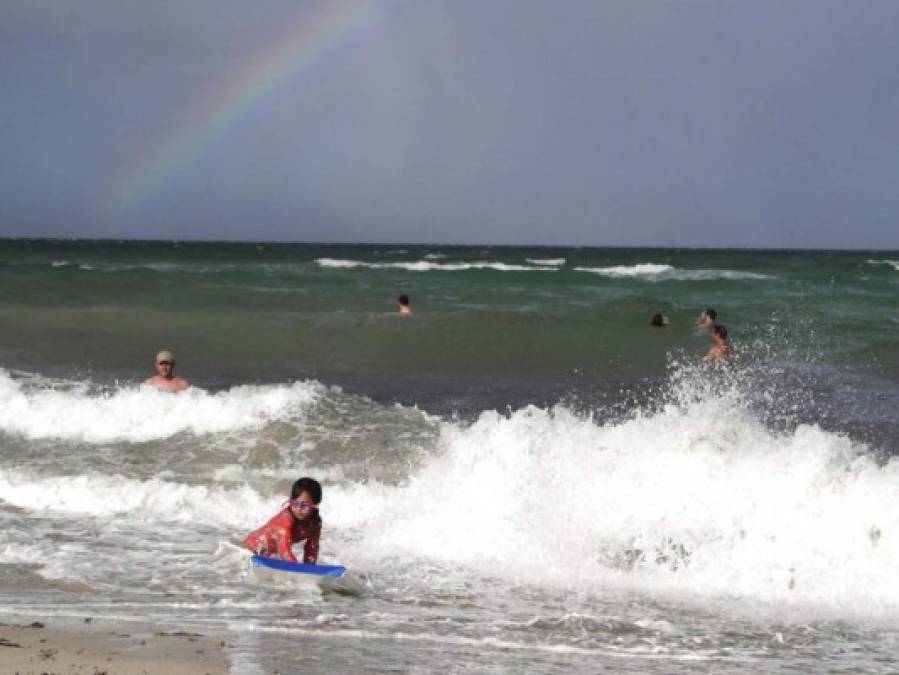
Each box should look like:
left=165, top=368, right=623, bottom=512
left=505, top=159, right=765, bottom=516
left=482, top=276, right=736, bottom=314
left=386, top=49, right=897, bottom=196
left=243, top=477, right=322, bottom=564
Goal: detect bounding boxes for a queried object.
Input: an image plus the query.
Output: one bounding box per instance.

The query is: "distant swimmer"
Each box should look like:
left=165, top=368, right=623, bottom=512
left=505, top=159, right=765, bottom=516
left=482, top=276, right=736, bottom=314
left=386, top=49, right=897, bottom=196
left=696, top=308, right=717, bottom=330
left=650, top=312, right=669, bottom=328
left=704, top=325, right=734, bottom=362
left=398, top=294, right=412, bottom=316
left=145, top=350, right=189, bottom=391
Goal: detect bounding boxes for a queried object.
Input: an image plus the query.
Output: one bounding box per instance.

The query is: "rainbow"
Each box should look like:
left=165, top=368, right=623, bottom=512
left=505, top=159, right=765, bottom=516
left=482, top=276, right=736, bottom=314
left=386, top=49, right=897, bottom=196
left=112, top=0, right=373, bottom=213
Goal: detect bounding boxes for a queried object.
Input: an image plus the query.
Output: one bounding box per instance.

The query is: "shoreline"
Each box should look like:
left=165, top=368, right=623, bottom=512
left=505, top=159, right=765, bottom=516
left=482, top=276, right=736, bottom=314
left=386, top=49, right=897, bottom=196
left=0, top=616, right=228, bottom=674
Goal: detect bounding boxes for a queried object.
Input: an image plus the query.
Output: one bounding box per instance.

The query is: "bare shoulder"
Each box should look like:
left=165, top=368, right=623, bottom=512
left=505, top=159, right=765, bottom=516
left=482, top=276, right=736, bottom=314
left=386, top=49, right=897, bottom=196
left=144, top=376, right=190, bottom=392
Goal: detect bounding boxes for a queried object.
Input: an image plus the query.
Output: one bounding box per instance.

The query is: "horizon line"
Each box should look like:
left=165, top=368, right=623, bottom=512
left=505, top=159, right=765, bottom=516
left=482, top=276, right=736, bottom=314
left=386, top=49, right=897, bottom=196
left=0, top=235, right=897, bottom=254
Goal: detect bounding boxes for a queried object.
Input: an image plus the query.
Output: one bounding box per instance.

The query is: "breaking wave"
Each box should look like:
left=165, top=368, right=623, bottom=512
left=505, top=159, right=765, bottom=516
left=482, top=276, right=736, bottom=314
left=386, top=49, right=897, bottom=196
left=574, top=264, right=769, bottom=281
left=867, top=259, right=899, bottom=271
left=326, top=383, right=897, bottom=613
left=0, top=370, right=321, bottom=443
left=2, top=364, right=898, bottom=618
left=526, top=258, right=566, bottom=266
left=316, top=258, right=557, bottom=272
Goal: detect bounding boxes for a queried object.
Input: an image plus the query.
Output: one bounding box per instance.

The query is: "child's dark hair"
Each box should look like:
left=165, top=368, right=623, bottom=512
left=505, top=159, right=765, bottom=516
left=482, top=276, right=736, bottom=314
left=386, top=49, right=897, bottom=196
left=705, top=308, right=717, bottom=321
left=713, top=324, right=728, bottom=339
left=398, top=294, right=410, bottom=306
left=291, top=477, right=322, bottom=504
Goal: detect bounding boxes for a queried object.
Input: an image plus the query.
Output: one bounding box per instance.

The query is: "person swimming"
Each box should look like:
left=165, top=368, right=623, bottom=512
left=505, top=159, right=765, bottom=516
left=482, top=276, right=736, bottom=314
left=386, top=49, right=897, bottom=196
left=650, top=312, right=669, bottom=328
left=144, top=350, right=189, bottom=392
left=243, top=477, right=322, bottom=564
left=696, top=308, right=717, bottom=330
left=704, top=324, right=734, bottom=362
left=398, top=294, right=412, bottom=316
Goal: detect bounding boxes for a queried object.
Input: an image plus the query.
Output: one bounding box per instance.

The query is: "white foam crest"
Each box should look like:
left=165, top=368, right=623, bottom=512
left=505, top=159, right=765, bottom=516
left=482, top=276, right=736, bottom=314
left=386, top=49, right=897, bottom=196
left=316, top=258, right=555, bottom=272
left=866, top=259, right=899, bottom=271
left=68, top=261, right=296, bottom=274
left=71, top=262, right=181, bottom=272
left=526, top=258, right=566, bottom=266
left=327, top=393, right=899, bottom=614
left=0, top=542, right=51, bottom=566
left=0, top=370, right=321, bottom=443
left=224, top=624, right=725, bottom=662
left=0, top=471, right=274, bottom=529
left=0, top=539, right=97, bottom=584
left=574, top=264, right=768, bottom=281
left=576, top=263, right=674, bottom=277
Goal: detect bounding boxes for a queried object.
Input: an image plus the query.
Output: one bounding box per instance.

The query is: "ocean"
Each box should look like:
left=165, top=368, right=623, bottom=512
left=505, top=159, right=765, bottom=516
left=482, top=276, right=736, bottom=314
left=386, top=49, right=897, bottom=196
left=1, top=239, right=898, bottom=673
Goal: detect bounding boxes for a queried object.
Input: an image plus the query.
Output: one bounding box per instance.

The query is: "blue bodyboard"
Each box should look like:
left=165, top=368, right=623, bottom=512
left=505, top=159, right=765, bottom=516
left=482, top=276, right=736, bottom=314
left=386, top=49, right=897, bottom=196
left=250, top=555, right=346, bottom=577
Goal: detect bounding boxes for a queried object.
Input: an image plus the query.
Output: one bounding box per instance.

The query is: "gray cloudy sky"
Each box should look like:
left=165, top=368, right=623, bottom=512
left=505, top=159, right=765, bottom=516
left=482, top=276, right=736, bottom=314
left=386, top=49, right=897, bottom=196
left=2, top=0, right=898, bottom=248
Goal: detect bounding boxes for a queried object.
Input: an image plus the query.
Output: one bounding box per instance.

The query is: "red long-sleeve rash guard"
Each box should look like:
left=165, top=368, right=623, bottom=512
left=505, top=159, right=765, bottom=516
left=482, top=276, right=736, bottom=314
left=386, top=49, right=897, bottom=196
left=243, top=508, right=321, bottom=564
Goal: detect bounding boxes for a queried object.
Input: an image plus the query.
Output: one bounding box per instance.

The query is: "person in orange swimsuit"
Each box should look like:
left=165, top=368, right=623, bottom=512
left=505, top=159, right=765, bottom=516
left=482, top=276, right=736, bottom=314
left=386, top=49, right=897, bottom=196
left=243, top=477, right=322, bottom=564
left=704, top=324, right=734, bottom=363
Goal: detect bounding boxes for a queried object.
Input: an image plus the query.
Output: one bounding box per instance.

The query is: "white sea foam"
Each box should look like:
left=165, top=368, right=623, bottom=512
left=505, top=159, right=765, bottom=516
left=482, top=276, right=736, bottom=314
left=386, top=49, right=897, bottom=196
left=0, top=542, right=51, bottom=566
left=575, top=264, right=769, bottom=281
left=0, top=472, right=271, bottom=530
left=76, top=262, right=204, bottom=273
left=526, top=258, right=566, bottom=266
left=224, top=624, right=724, bottom=661
left=324, top=391, right=899, bottom=614
left=577, top=263, right=674, bottom=276
left=0, top=370, right=320, bottom=443
left=866, top=259, right=899, bottom=271
left=67, top=261, right=297, bottom=274
left=316, top=258, right=556, bottom=272
left=3, top=371, right=898, bottom=616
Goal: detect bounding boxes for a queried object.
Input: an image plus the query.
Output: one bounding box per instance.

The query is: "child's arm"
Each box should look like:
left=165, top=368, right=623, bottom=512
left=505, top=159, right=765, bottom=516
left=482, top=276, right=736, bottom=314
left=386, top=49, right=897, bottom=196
left=303, top=522, right=320, bottom=565
left=273, top=522, right=298, bottom=562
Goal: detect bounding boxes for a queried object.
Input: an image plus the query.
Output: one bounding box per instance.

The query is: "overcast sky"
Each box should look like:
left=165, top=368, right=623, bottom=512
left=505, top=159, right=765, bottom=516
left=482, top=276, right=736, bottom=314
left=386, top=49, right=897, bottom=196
left=2, top=0, right=898, bottom=248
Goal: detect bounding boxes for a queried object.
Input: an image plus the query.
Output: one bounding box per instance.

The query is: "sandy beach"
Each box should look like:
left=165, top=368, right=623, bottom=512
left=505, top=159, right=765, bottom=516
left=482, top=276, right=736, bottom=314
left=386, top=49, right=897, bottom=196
left=0, top=618, right=227, bottom=675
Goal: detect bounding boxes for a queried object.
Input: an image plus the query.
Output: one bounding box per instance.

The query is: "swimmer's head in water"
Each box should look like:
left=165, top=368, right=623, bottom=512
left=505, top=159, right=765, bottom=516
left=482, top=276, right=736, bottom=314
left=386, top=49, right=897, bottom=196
left=155, top=350, right=175, bottom=377
left=398, top=294, right=410, bottom=307
left=704, top=308, right=717, bottom=321
left=650, top=313, right=668, bottom=327
left=712, top=324, right=728, bottom=339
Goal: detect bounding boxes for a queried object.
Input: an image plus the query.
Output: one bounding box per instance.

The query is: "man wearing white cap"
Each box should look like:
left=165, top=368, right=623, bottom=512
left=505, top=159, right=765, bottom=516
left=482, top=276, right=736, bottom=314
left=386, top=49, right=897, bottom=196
left=145, top=350, right=190, bottom=392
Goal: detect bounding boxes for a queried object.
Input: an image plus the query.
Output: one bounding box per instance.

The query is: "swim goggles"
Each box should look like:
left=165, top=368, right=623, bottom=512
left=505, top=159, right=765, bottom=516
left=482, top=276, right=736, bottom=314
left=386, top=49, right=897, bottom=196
left=288, top=499, right=319, bottom=511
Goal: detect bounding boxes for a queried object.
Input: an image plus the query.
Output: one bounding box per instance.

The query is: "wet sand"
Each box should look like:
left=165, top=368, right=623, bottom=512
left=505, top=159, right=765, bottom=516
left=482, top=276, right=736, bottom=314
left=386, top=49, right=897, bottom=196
left=0, top=618, right=227, bottom=674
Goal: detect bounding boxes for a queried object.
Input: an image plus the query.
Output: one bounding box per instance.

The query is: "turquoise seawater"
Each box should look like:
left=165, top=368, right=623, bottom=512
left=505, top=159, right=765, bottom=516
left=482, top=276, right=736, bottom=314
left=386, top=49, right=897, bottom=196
left=1, top=240, right=897, bottom=378
left=1, top=239, right=897, bottom=439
